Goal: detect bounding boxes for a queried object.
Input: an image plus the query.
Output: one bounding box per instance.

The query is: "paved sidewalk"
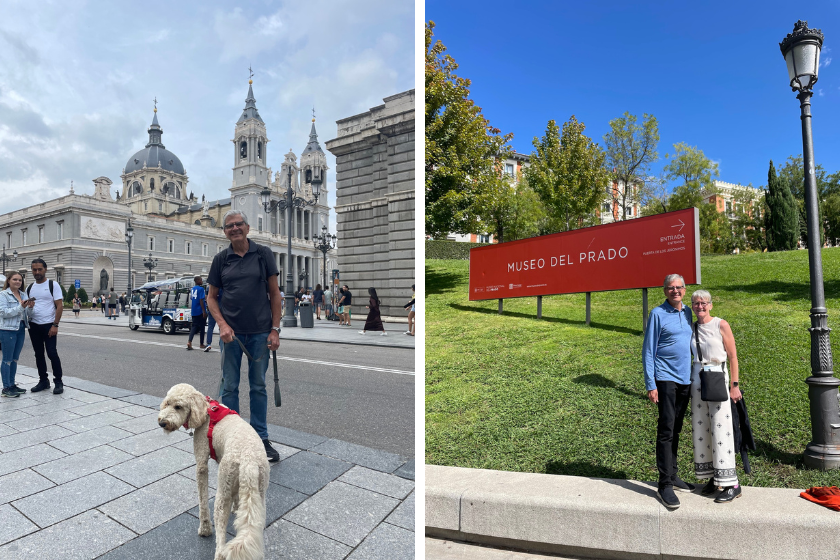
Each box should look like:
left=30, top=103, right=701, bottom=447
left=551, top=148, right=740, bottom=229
left=67, top=310, right=415, bottom=349
left=0, top=366, right=415, bottom=559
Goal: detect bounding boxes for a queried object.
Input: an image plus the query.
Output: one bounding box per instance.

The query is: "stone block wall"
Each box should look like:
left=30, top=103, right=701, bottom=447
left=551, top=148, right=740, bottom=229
left=326, top=90, right=415, bottom=317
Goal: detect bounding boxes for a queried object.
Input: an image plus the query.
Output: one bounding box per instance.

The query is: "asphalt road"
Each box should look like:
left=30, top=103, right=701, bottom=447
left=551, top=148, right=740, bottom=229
left=15, top=320, right=415, bottom=458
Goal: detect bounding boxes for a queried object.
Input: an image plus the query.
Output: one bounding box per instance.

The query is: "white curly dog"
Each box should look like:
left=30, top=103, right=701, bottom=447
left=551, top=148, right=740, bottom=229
left=159, top=383, right=269, bottom=560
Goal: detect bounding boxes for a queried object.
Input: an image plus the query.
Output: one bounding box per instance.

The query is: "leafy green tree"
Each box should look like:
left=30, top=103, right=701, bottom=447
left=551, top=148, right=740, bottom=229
left=778, top=155, right=825, bottom=247
left=425, top=21, right=512, bottom=238
left=824, top=192, right=840, bottom=246
left=472, top=168, right=545, bottom=243
left=524, top=117, right=609, bottom=232
left=603, top=112, right=659, bottom=220
left=731, top=185, right=766, bottom=252
left=765, top=160, right=799, bottom=251
left=65, top=284, right=76, bottom=303
left=77, top=287, right=89, bottom=303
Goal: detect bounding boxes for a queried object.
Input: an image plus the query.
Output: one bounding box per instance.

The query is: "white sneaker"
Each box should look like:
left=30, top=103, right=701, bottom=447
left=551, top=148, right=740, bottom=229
left=404, top=331, right=411, bottom=335
left=380, top=332, right=387, bottom=336
left=358, top=331, right=365, bottom=335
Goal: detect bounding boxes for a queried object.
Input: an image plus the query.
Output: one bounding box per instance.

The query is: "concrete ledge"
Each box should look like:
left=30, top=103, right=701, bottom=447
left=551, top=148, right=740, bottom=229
left=426, top=465, right=840, bottom=560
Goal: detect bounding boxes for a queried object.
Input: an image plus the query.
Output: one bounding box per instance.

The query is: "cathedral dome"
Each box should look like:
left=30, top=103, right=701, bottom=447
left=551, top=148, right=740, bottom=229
left=124, top=111, right=185, bottom=175
left=125, top=146, right=185, bottom=174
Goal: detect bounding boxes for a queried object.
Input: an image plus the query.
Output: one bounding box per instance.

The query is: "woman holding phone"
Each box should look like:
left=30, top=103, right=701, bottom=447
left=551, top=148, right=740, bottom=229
left=0, top=272, right=34, bottom=398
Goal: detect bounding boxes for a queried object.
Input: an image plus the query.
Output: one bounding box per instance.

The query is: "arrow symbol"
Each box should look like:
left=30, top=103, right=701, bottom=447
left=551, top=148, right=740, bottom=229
left=672, top=219, right=685, bottom=232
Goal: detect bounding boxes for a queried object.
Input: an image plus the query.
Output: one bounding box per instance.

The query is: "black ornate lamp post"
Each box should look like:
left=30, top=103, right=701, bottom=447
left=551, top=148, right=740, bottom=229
left=0, top=244, right=18, bottom=275
left=125, top=220, right=134, bottom=294
left=313, top=225, right=336, bottom=291
left=261, top=165, right=320, bottom=327
left=780, top=20, right=840, bottom=470
left=143, top=253, right=158, bottom=283
left=298, top=270, right=309, bottom=288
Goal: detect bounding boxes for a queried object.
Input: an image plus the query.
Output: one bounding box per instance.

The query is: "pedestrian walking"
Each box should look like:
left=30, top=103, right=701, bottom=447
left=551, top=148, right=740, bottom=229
left=323, top=286, right=333, bottom=320
left=120, top=292, right=127, bottom=314
left=204, top=288, right=221, bottom=353
left=359, top=287, right=386, bottom=336
left=642, top=273, right=694, bottom=510
left=100, top=295, right=105, bottom=314
left=187, top=276, right=207, bottom=351
left=206, top=210, right=283, bottom=462
left=0, top=272, right=34, bottom=398
left=313, top=284, right=324, bottom=320
left=72, top=295, right=81, bottom=318
left=689, top=289, right=743, bottom=503
left=340, top=285, right=352, bottom=326
left=26, top=259, right=65, bottom=394
left=108, top=288, right=117, bottom=320
left=403, top=284, right=415, bottom=336
left=336, top=287, right=346, bottom=325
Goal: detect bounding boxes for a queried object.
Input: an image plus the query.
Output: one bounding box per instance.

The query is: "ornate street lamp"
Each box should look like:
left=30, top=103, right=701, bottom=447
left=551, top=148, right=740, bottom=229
left=143, top=253, right=158, bottom=283
left=0, top=244, right=18, bottom=275
left=125, top=219, right=134, bottom=294
left=261, top=164, right=320, bottom=327
left=780, top=20, right=840, bottom=470
left=298, top=270, right=309, bottom=287
left=313, top=225, right=336, bottom=292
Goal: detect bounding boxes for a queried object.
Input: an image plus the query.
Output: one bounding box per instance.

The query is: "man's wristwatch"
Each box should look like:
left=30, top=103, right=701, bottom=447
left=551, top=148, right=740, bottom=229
left=53, top=323, right=59, bottom=327
left=272, top=327, right=281, bottom=334
left=731, top=381, right=739, bottom=387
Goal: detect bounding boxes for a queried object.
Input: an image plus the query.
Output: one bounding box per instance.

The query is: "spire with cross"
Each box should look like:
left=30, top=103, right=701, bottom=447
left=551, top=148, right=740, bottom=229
left=248, top=65, right=254, bottom=84
left=153, top=96, right=157, bottom=113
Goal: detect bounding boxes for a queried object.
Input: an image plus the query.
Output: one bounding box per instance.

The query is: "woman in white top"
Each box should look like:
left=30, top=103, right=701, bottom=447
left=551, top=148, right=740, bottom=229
left=689, top=289, right=742, bottom=503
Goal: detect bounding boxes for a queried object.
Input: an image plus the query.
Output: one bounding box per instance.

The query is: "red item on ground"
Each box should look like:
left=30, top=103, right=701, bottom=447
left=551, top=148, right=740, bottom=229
left=800, top=486, right=840, bottom=511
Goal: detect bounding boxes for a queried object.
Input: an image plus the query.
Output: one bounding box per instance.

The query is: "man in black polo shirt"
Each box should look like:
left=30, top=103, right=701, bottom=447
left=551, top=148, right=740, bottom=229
left=206, top=210, right=283, bottom=462
left=341, top=285, right=352, bottom=326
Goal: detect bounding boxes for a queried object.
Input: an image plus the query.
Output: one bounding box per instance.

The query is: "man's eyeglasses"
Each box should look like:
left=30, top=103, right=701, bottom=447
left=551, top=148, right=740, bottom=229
left=223, top=221, right=246, bottom=230
left=692, top=301, right=711, bottom=307
left=665, top=286, right=685, bottom=292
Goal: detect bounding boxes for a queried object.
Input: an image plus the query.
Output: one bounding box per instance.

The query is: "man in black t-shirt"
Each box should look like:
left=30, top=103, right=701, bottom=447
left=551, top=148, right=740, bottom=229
left=341, top=285, right=352, bottom=327
left=206, top=210, right=283, bottom=463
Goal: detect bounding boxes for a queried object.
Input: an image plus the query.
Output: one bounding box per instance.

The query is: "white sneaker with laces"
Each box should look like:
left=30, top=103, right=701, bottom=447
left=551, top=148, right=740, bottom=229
left=358, top=331, right=365, bottom=335
left=380, top=332, right=387, bottom=336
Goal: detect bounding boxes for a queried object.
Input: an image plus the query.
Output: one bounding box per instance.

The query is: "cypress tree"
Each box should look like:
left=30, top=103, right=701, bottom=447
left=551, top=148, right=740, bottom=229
left=767, top=160, right=799, bottom=251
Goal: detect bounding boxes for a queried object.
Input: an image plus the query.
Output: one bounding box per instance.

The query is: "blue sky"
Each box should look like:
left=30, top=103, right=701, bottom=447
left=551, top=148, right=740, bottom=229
left=426, top=0, right=840, bottom=191
left=0, top=0, right=414, bottom=227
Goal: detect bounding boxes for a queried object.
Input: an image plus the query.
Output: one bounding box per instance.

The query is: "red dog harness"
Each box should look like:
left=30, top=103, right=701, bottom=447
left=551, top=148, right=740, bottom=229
left=184, top=396, right=239, bottom=462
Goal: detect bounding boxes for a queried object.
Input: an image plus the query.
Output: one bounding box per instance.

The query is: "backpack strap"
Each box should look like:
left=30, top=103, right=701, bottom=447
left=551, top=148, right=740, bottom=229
left=694, top=321, right=704, bottom=364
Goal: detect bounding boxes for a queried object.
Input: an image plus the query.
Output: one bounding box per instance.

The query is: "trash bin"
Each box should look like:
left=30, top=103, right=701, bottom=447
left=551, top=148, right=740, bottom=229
left=299, top=301, right=314, bottom=328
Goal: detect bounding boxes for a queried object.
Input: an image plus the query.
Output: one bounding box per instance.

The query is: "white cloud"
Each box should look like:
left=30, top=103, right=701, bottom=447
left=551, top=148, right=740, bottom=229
left=820, top=56, right=832, bottom=68
left=0, top=0, right=413, bottom=222
left=819, top=88, right=825, bottom=97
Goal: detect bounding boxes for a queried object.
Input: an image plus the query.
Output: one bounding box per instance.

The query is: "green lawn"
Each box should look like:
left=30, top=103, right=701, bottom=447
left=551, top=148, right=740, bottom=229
left=425, top=248, right=840, bottom=488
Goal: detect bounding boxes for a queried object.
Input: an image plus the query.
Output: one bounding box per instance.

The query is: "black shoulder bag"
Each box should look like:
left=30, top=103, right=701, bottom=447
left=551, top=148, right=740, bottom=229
left=695, top=321, right=728, bottom=402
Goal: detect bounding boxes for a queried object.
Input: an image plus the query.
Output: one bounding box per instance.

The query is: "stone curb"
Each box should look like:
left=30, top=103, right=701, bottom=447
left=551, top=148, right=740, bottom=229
left=425, top=464, right=840, bottom=560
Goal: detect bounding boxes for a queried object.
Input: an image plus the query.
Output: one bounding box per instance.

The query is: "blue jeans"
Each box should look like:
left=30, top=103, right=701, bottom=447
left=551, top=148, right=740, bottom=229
left=1, top=322, right=26, bottom=389
left=219, top=332, right=269, bottom=439
left=206, top=314, right=216, bottom=346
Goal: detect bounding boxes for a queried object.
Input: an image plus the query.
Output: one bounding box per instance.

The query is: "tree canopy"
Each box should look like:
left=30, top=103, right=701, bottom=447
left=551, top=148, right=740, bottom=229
left=524, top=117, right=609, bottom=232
left=603, top=112, right=659, bottom=220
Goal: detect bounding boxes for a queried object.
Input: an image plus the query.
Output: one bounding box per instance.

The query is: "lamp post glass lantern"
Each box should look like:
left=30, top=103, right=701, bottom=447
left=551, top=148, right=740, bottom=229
left=780, top=20, right=840, bottom=470
left=313, top=225, right=336, bottom=294
left=0, top=244, right=18, bottom=276
left=143, top=253, right=158, bottom=283
left=261, top=164, right=320, bottom=327
left=125, top=220, right=134, bottom=294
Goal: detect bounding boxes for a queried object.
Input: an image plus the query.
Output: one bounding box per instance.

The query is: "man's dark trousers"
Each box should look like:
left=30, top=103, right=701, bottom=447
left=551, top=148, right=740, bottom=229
left=189, top=315, right=207, bottom=346
left=655, top=379, right=691, bottom=487
left=29, top=323, right=62, bottom=383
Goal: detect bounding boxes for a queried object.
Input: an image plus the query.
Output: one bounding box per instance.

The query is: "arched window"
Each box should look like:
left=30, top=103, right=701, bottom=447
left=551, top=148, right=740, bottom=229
left=305, top=169, right=312, bottom=183
left=258, top=141, right=262, bottom=160
left=132, top=181, right=142, bottom=196
left=150, top=178, right=155, bottom=191
left=240, top=141, right=247, bottom=159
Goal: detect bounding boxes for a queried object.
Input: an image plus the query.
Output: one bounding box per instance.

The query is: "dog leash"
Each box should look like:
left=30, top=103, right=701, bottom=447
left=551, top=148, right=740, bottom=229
left=229, top=336, right=281, bottom=408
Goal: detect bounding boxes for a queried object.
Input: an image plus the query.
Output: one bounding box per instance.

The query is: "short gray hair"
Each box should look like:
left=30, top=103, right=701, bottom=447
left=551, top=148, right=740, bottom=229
left=691, top=289, right=712, bottom=303
left=222, top=209, right=249, bottom=226
left=663, top=274, right=685, bottom=288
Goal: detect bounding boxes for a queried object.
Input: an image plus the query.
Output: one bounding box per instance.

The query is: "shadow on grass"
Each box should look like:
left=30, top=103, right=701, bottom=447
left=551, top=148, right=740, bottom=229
left=426, top=265, right=462, bottom=296
left=754, top=439, right=803, bottom=468
left=736, top=279, right=840, bottom=302
left=447, top=303, right=642, bottom=335
left=572, top=373, right=648, bottom=402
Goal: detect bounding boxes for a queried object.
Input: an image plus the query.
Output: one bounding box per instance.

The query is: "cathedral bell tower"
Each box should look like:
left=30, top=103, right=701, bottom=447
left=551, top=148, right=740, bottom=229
left=230, top=77, right=269, bottom=224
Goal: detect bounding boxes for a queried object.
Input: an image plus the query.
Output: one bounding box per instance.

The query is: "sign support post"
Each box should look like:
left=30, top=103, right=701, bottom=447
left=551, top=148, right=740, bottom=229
left=498, top=299, right=503, bottom=315
left=585, top=292, right=591, bottom=325
left=537, top=296, right=542, bottom=319
left=642, top=288, right=649, bottom=335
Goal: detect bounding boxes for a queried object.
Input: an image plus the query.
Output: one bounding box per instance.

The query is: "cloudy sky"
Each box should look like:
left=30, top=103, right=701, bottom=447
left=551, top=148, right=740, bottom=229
left=0, top=0, right=415, bottom=229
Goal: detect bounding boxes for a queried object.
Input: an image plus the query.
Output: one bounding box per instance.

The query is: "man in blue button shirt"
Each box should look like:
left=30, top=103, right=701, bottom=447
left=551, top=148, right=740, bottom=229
left=643, top=273, right=694, bottom=509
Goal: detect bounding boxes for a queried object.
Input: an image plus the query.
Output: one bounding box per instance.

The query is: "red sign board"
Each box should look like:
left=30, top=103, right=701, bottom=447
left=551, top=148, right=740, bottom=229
left=469, top=208, right=700, bottom=300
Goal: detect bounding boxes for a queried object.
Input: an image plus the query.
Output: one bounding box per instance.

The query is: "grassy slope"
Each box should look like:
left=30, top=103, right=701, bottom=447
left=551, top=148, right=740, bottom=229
left=426, top=248, right=840, bottom=488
